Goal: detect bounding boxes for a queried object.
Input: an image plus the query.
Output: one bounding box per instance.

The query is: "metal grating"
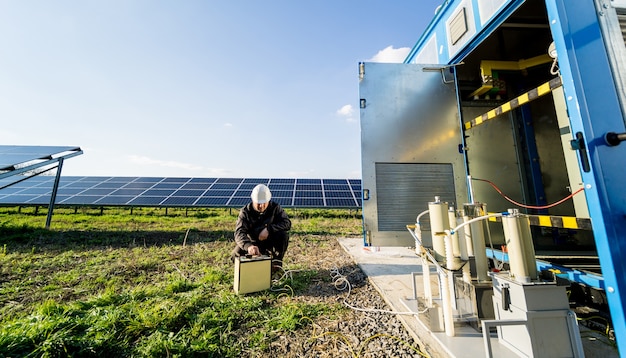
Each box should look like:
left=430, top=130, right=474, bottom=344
left=375, top=163, right=456, bottom=231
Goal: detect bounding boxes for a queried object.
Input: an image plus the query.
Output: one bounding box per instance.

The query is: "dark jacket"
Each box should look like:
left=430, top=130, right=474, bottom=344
left=234, top=201, right=291, bottom=252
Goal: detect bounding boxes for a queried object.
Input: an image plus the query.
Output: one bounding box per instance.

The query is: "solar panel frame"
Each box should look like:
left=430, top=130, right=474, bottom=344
left=0, top=146, right=82, bottom=171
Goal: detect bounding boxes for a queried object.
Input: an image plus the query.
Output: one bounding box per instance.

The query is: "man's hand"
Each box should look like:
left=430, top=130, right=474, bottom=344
left=259, top=228, right=269, bottom=241
left=247, top=245, right=261, bottom=256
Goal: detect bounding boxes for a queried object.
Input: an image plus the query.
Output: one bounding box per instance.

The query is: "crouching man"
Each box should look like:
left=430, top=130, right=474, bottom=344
left=231, top=184, right=291, bottom=270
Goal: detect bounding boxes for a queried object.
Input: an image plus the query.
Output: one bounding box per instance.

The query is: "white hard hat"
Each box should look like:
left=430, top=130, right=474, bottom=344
left=251, top=184, right=272, bottom=204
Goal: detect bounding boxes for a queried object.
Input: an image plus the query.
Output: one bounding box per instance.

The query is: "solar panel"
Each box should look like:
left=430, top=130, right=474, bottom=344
left=294, top=198, right=324, bottom=206
left=153, top=183, right=182, bottom=189
left=270, top=179, right=295, bottom=184
left=124, top=182, right=158, bottom=189
left=243, top=178, right=270, bottom=184
left=273, top=197, right=293, bottom=206
left=296, top=184, right=322, bottom=191
left=82, top=188, right=117, bottom=196
left=295, top=190, right=322, bottom=198
left=228, top=197, right=250, bottom=206
left=216, top=178, right=242, bottom=184
left=60, top=195, right=102, bottom=205
left=189, top=177, right=217, bottom=183
left=94, top=182, right=126, bottom=189
left=181, top=183, right=211, bottom=190
left=143, top=189, right=176, bottom=196
left=163, top=177, right=191, bottom=183
left=323, top=179, right=348, bottom=185
left=268, top=184, right=294, bottom=191
left=211, top=183, right=239, bottom=190
left=173, top=189, right=206, bottom=197
left=195, top=197, right=229, bottom=206
left=128, top=196, right=165, bottom=206
left=0, top=176, right=362, bottom=209
left=162, top=197, right=196, bottom=206
left=271, top=190, right=293, bottom=197
left=326, top=198, right=359, bottom=207
left=111, top=188, right=147, bottom=196
left=324, top=184, right=351, bottom=191
left=297, top=179, right=321, bottom=184
left=95, top=196, right=134, bottom=205
left=0, top=146, right=82, bottom=171
left=204, top=189, right=233, bottom=197
left=17, top=187, right=51, bottom=195
left=134, top=177, right=165, bottom=183
left=325, top=191, right=353, bottom=198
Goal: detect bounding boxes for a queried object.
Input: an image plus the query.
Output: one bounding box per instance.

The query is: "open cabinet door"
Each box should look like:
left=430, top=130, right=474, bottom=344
left=546, top=0, right=626, bottom=354
left=359, top=62, right=467, bottom=247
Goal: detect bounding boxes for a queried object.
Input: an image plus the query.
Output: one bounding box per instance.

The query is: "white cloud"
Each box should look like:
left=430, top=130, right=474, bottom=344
left=128, top=155, right=203, bottom=171
left=337, top=104, right=354, bottom=117
left=223, top=122, right=233, bottom=127
left=368, top=46, right=411, bottom=63
left=336, top=104, right=357, bottom=123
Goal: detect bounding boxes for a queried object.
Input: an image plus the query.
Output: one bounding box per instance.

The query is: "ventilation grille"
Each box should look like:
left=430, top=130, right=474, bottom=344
left=375, top=163, right=456, bottom=231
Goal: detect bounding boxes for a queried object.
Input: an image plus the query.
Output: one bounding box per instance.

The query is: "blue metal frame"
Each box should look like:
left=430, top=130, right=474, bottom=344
left=545, top=0, right=626, bottom=354
left=486, top=248, right=605, bottom=290
left=516, top=103, right=549, bottom=213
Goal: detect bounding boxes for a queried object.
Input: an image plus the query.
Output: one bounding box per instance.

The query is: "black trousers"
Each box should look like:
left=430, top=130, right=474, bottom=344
left=231, top=231, right=290, bottom=265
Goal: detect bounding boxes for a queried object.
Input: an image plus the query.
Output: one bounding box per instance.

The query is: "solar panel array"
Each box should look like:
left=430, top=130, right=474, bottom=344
left=0, top=176, right=362, bottom=209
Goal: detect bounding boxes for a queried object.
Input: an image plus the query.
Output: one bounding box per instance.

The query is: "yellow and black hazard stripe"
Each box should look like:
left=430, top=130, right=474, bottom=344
left=487, top=212, right=591, bottom=230
left=527, top=214, right=592, bottom=230
left=464, top=77, right=563, bottom=130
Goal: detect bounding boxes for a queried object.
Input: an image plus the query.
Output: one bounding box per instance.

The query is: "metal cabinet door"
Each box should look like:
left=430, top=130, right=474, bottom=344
left=359, top=62, right=466, bottom=247
left=546, top=1, right=626, bottom=354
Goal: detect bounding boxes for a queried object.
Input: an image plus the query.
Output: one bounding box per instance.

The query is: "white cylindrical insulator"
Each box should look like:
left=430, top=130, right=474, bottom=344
left=519, top=215, right=538, bottom=280
left=448, top=208, right=461, bottom=258
left=464, top=203, right=489, bottom=282
left=429, top=200, right=449, bottom=262
left=441, top=270, right=456, bottom=337
left=502, top=210, right=537, bottom=283
left=414, top=224, right=422, bottom=255
left=462, top=261, right=472, bottom=283
left=502, top=214, right=528, bottom=283
left=470, top=220, right=490, bottom=282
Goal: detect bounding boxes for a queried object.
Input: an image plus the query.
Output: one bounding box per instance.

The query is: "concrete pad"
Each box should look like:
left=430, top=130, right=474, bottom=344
left=337, top=238, right=615, bottom=358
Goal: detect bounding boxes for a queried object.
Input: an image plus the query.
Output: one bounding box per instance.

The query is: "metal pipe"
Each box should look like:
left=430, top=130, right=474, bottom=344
left=414, top=209, right=429, bottom=255
left=423, top=254, right=433, bottom=307
left=46, top=159, right=64, bottom=229
left=442, top=227, right=456, bottom=336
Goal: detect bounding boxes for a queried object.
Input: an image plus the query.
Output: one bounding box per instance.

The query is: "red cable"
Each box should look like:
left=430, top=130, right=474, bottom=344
left=472, top=178, right=585, bottom=210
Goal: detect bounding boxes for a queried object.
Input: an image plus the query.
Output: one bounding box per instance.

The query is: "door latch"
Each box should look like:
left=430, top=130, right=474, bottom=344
left=570, top=132, right=590, bottom=172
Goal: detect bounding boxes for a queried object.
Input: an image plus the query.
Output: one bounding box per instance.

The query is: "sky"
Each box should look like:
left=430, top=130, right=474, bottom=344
left=0, top=0, right=443, bottom=179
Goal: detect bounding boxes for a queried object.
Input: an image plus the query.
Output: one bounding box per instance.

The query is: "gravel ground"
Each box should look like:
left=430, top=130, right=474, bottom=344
left=256, top=236, right=429, bottom=358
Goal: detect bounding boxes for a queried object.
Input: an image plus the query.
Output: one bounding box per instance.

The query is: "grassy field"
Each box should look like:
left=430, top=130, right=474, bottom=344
left=0, top=206, right=363, bottom=357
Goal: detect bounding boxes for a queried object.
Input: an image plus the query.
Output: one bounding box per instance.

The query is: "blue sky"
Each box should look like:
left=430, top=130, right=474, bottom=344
left=0, top=0, right=442, bottom=179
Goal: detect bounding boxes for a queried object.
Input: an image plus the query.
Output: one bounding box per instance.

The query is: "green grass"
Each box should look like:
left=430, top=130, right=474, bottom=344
left=0, top=206, right=362, bottom=357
